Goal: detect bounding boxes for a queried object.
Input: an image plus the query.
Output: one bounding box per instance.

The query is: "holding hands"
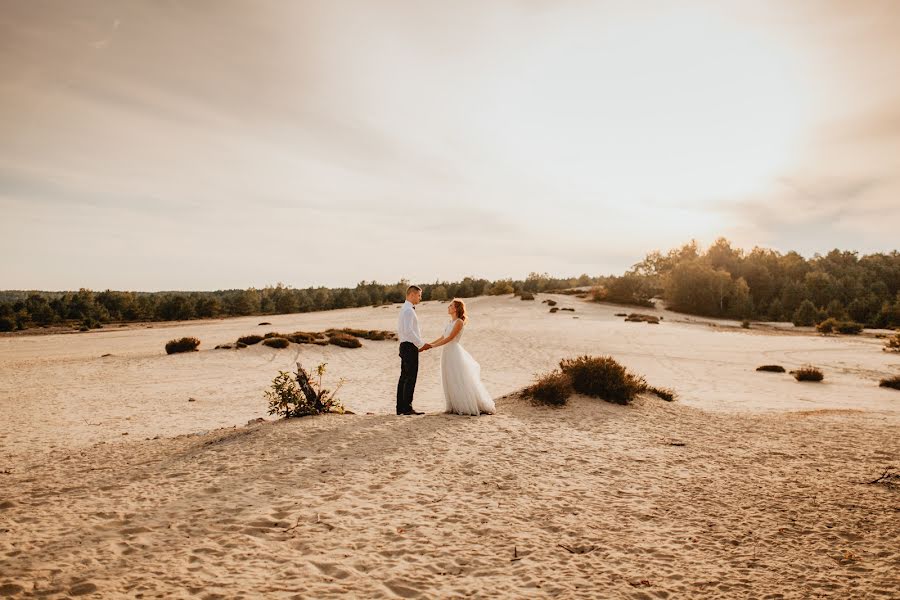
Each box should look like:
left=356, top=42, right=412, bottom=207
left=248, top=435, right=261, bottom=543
left=419, top=343, right=432, bottom=352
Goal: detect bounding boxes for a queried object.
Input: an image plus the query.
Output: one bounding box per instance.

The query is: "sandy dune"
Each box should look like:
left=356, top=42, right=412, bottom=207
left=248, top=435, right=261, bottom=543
left=1, top=294, right=899, bottom=597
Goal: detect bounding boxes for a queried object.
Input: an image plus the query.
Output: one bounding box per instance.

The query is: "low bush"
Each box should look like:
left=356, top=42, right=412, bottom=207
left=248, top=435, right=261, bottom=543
left=741, top=320, right=750, bottom=329
left=817, top=318, right=863, bottom=335
left=561, top=308, right=575, bottom=312
left=258, top=322, right=272, bottom=326
left=266, top=362, right=345, bottom=418
left=262, top=337, right=290, bottom=349
left=614, top=313, right=627, bottom=317
left=878, top=375, right=900, bottom=390
left=549, top=307, right=559, bottom=313
left=625, top=313, right=659, bottom=324
left=237, top=334, right=264, bottom=345
left=647, top=386, right=675, bottom=401
left=545, top=299, right=558, bottom=307
left=559, top=355, right=646, bottom=405
left=287, top=331, right=323, bottom=344
left=523, top=370, right=573, bottom=406
left=263, top=331, right=288, bottom=339
left=165, top=337, right=200, bottom=354
left=756, top=365, right=786, bottom=373
left=327, top=328, right=396, bottom=341
left=793, top=366, right=824, bottom=382
left=885, top=333, right=900, bottom=353
left=520, top=292, right=535, bottom=301
left=328, top=332, right=362, bottom=348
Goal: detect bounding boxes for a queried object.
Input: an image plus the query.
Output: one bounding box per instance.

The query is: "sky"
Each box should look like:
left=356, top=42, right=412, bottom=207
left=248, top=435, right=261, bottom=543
left=1, top=0, right=898, bottom=291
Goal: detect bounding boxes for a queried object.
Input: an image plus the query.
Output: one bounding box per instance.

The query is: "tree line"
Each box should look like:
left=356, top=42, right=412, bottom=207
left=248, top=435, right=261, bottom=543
left=596, top=238, right=900, bottom=328
left=0, top=274, right=597, bottom=332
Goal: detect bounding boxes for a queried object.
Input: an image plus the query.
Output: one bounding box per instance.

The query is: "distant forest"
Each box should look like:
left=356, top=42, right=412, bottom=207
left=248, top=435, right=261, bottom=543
left=3, top=238, right=899, bottom=332
left=595, top=238, right=900, bottom=329
left=0, top=274, right=596, bottom=332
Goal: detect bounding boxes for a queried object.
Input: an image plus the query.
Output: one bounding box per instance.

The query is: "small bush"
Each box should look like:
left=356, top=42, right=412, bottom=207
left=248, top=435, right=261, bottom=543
left=559, top=355, right=646, bottom=405
left=614, top=313, right=627, bottom=317
left=546, top=299, right=558, bottom=307
left=561, top=308, right=575, bottom=312
left=165, top=337, right=200, bottom=354
left=287, top=331, right=324, bottom=344
left=549, top=307, right=559, bottom=313
left=878, top=375, right=900, bottom=390
left=524, top=370, right=573, bottom=406
left=625, top=313, right=659, bottom=324
left=817, top=318, right=864, bottom=335
left=266, top=362, right=345, bottom=418
left=647, top=386, right=675, bottom=402
left=741, top=320, right=750, bottom=329
left=327, top=328, right=396, bottom=341
left=328, top=332, right=362, bottom=348
left=263, top=331, right=287, bottom=339
left=237, top=334, right=264, bottom=345
left=756, top=365, right=786, bottom=373
left=262, top=337, right=290, bottom=349
left=793, top=366, right=824, bottom=382
left=885, top=333, right=900, bottom=353
left=258, top=322, right=272, bottom=326
left=520, top=292, right=535, bottom=301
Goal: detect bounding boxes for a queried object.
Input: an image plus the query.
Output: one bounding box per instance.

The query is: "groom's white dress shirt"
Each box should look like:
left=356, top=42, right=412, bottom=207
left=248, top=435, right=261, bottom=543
left=398, top=300, right=425, bottom=348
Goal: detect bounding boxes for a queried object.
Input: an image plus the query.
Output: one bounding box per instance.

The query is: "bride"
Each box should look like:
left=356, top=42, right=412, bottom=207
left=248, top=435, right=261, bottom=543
left=426, top=299, right=495, bottom=416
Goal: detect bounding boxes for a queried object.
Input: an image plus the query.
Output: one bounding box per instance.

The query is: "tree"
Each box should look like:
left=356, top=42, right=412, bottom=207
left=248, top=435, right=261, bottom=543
left=792, top=299, right=819, bottom=327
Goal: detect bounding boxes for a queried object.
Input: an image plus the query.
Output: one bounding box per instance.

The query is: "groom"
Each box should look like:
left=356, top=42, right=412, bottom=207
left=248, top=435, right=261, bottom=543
left=397, top=285, right=430, bottom=415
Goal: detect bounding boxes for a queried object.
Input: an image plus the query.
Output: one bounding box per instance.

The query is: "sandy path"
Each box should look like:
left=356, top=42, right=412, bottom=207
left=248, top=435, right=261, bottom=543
left=1, top=394, right=898, bottom=598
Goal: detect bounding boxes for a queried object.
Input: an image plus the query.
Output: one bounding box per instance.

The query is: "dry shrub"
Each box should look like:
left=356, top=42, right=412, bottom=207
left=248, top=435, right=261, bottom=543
left=524, top=370, right=573, bottom=406
left=793, top=366, right=824, bottom=382
left=165, top=337, right=200, bottom=354
left=882, top=333, right=900, bottom=352
left=756, top=365, right=786, bottom=373
left=559, top=355, right=646, bottom=405
left=266, top=362, right=344, bottom=418
left=520, top=292, right=535, bottom=301
left=328, top=332, right=362, bottom=348
left=262, top=337, right=290, bottom=349
left=647, top=386, right=675, bottom=402
left=288, top=331, right=326, bottom=344
left=817, top=318, right=863, bottom=335
left=879, top=375, right=900, bottom=390
left=327, top=328, right=397, bottom=341
left=549, top=307, right=559, bottom=313
left=625, top=313, right=659, bottom=324
left=237, top=334, right=264, bottom=345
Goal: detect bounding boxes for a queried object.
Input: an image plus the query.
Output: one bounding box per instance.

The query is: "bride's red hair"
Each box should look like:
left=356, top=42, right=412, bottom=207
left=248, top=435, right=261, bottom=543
left=451, top=299, right=467, bottom=321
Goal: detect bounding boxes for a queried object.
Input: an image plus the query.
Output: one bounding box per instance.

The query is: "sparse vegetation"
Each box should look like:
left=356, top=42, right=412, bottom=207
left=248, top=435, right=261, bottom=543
left=647, top=386, right=675, bottom=402
left=816, top=318, right=863, bottom=334
left=756, top=365, right=786, bottom=373
left=519, top=291, right=535, bottom=301
left=328, top=332, right=362, bottom=348
left=523, top=370, right=573, bottom=406
left=262, top=337, right=290, bottom=349
left=793, top=366, right=824, bottom=382
left=326, top=328, right=397, bottom=341
left=165, top=337, right=200, bottom=354
left=237, top=334, right=264, bottom=345
left=559, top=355, right=647, bottom=405
left=879, top=375, right=900, bottom=390
left=882, top=333, right=900, bottom=352
left=265, top=362, right=345, bottom=418
left=625, top=313, right=659, bottom=324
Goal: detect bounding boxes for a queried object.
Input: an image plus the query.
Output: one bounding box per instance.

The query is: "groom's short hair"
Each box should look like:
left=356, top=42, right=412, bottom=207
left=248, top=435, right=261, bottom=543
left=406, top=285, right=422, bottom=296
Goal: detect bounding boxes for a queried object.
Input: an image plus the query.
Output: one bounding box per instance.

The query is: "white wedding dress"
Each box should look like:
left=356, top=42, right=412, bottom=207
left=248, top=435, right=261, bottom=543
left=441, top=319, right=495, bottom=416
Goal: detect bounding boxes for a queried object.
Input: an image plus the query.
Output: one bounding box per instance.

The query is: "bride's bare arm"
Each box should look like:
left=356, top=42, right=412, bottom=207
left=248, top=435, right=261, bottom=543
left=429, top=320, right=464, bottom=348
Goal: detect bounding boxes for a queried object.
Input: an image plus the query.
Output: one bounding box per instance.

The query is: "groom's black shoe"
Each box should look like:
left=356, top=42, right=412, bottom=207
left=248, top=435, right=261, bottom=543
left=399, top=409, right=424, bottom=415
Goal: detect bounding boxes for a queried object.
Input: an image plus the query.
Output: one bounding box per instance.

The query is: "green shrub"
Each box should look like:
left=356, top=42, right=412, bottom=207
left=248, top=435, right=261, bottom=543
left=793, top=366, right=824, bottom=382
left=817, top=318, right=863, bottom=334
left=328, top=332, right=362, bottom=348
left=836, top=321, right=863, bottom=334
left=524, top=370, right=573, bottom=406
left=262, top=337, right=290, bottom=349
left=878, top=375, right=900, bottom=390
left=266, top=362, right=345, bottom=418
left=756, top=365, right=786, bottom=373
left=488, top=280, right=515, bottom=296
left=237, top=334, right=264, bottom=345
left=165, top=337, right=200, bottom=354
left=559, top=355, right=646, bottom=405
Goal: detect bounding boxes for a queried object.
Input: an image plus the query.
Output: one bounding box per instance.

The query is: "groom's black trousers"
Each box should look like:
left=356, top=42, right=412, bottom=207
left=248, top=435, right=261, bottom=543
left=397, top=342, right=419, bottom=414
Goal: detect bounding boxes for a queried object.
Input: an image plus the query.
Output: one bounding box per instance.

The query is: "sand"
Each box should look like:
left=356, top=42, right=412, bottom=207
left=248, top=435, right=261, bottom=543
left=1, top=294, right=898, bottom=597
